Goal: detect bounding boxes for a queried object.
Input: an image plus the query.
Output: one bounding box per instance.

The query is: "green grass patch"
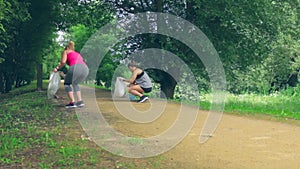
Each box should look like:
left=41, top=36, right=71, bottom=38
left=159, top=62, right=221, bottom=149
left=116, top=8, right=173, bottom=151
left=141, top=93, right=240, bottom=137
left=200, top=93, right=300, bottom=120
left=0, top=81, right=169, bottom=169
left=0, top=82, right=67, bottom=167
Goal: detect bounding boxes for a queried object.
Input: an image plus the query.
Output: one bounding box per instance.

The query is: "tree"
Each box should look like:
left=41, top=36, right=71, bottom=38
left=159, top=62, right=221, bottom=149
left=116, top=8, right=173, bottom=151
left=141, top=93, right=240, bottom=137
left=103, top=0, right=186, bottom=98
left=0, top=0, right=113, bottom=93
left=187, top=0, right=300, bottom=93
left=17, top=0, right=59, bottom=91
left=0, top=0, right=30, bottom=93
left=103, top=0, right=300, bottom=96
left=1, top=0, right=298, bottom=96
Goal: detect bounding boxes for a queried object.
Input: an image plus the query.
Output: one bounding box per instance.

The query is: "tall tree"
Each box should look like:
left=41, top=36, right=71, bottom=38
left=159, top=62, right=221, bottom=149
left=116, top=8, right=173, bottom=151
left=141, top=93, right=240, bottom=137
left=103, top=0, right=300, bottom=96
left=17, top=0, right=59, bottom=90
left=0, top=0, right=30, bottom=93
left=0, top=0, right=113, bottom=93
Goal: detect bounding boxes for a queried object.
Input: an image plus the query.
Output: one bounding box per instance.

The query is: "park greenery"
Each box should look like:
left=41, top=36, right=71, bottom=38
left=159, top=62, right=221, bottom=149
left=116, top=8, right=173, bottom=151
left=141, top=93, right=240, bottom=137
left=0, top=0, right=299, bottom=98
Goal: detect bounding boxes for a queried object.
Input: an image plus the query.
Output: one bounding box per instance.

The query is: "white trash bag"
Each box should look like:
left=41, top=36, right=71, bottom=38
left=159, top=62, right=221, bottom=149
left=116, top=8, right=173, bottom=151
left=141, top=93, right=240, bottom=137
left=47, top=72, right=61, bottom=99
left=113, top=77, right=127, bottom=97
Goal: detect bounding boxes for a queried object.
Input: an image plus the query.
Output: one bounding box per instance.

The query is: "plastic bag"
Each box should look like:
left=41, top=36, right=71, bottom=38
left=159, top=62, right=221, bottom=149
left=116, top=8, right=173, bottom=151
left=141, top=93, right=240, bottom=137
left=113, top=77, right=127, bottom=97
left=47, top=72, right=61, bottom=99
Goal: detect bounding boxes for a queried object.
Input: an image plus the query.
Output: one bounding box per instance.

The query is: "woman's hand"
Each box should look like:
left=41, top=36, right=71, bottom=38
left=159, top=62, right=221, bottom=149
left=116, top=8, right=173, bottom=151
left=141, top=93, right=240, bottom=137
left=118, top=77, right=125, bottom=81
left=52, top=67, right=58, bottom=72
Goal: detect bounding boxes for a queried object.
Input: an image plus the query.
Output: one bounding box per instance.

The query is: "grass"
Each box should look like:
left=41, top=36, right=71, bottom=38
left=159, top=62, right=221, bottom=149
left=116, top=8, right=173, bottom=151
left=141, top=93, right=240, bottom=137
left=0, top=81, right=167, bottom=169
left=1, top=81, right=300, bottom=168
left=200, top=92, right=300, bottom=120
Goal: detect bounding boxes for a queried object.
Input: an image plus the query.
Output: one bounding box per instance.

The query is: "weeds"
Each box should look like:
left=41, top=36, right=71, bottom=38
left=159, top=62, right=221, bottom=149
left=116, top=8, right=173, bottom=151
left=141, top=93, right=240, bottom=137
left=0, top=82, right=169, bottom=168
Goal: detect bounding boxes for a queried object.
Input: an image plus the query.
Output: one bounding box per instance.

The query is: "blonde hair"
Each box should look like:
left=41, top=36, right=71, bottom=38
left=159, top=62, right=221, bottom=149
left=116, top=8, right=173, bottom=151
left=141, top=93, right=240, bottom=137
left=127, top=61, right=138, bottom=68
left=66, top=41, right=75, bottom=50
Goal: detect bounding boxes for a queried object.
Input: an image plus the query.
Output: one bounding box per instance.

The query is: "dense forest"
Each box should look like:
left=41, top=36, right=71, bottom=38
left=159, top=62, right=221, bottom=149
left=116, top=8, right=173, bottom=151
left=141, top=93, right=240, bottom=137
left=0, top=0, right=299, bottom=98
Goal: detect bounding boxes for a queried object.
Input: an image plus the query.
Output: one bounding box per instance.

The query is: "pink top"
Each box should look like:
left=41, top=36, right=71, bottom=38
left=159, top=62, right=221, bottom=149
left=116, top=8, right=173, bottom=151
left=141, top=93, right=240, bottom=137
left=66, top=51, right=86, bottom=66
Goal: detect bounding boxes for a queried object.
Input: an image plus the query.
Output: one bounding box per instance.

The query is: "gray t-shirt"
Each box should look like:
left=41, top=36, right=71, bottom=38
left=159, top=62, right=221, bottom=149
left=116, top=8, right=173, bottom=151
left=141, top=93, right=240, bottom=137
left=135, top=71, right=152, bottom=88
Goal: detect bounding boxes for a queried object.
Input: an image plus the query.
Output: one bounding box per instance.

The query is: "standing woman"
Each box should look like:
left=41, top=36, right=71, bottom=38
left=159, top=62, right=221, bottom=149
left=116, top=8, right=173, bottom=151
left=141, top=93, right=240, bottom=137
left=122, top=62, right=152, bottom=103
left=53, top=41, right=89, bottom=108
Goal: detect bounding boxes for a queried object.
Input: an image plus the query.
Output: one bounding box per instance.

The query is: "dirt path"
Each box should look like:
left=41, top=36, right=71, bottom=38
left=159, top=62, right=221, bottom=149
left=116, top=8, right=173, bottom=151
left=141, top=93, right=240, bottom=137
left=60, top=87, right=300, bottom=169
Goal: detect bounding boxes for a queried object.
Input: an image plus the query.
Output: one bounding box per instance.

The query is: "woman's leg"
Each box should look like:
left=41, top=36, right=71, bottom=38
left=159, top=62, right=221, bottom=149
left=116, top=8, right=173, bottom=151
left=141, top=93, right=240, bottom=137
left=128, top=85, right=144, bottom=97
left=128, top=85, right=149, bottom=103
left=64, top=67, right=75, bottom=104
left=75, top=91, right=82, bottom=101
left=72, top=64, right=89, bottom=105
left=67, top=91, right=75, bottom=102
left=72, top=83, right=82, bottom=100
left=64, top=83, right=76, bottom=107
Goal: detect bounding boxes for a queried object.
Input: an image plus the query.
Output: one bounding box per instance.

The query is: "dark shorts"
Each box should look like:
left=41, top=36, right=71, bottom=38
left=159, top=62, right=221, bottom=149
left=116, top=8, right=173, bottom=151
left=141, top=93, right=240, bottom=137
left=141, top=87, right=152, bottom=93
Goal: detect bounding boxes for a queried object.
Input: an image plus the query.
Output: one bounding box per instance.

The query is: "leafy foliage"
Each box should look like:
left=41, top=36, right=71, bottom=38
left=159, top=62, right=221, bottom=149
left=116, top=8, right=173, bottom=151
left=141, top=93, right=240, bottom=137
left=103, top=0, right=299, bottom=96
left=0, top=0, right=59, bottom=92
left=1, top=0, right=299, bottom=97
left=0, top=0, right=113, bottom=93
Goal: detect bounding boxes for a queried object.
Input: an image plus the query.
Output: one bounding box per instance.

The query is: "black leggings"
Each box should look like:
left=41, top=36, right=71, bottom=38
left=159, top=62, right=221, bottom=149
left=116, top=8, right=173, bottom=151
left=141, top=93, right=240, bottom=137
left=141, top=87, right=152, bottom=93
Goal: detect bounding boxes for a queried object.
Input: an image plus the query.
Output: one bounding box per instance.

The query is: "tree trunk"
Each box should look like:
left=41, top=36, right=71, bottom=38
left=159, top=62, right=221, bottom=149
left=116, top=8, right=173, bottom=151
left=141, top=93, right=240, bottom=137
left=287, top=73, right=298, bottom=87
left=4, top=74, right=12, bottom=93
left=186, top=0, right=196, bottom=22
left=160, top=78, right=177, bottom=99
left=0, top=72, right=3, bottom=93
left=156, top=0, right=176, bottom=98
left=147, top=68, right=178, bottom=99
left=37, top=64, right=43, bottom=91
left=156, top=0, right=163, bottom=12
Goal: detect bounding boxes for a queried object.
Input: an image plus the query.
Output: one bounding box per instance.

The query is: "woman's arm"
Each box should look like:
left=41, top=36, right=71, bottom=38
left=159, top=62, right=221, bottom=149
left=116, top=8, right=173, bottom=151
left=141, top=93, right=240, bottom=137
left=128, top=70, right=138, bottom=84
left=53, top=50, right=67, bottom=72
left=123, top=69, right=141, bottom=84
left=58, top=50, right=67, bottom=69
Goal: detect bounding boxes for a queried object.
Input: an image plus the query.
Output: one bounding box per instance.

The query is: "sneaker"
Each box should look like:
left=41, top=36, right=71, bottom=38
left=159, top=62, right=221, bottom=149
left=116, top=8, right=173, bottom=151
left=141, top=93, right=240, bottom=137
left=65, top=102, right=77, bottom=108
left=137, top=95, right=148, bottom=103
left=76, top=100, right=85, bottom=107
